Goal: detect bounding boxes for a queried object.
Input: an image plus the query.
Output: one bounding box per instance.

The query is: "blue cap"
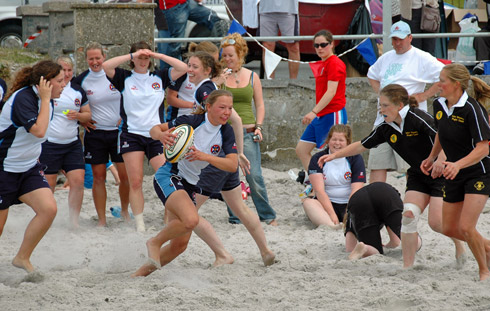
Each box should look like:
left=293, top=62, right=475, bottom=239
left=390, top=21, right=411, bottom=39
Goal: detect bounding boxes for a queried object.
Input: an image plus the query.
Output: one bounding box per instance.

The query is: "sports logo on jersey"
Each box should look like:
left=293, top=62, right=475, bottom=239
left=131, top=85, right=138, bottom=91
left=232, top=143, right=237, bottom=150
left=210, top=144, right=221, bottom=154
left=87, top=89, right=94, bottom=95
left=390, top=134, right=397, bottom=143
left=185, top=83, right=193, bottom=90
left=109, top=84, right=117, bottom=91
left=436, top=111, right=443, bottom=120
left=122, top=141, right=130, bottom=148
left=474, top=181, right=485, bottom=191
left=85, top=152, right=92, bottom=159
left=344, top=172, right=352, bottom=180
left=74, top=98, right=81, bottom=107
left=152, top=82, right=161, bottom=90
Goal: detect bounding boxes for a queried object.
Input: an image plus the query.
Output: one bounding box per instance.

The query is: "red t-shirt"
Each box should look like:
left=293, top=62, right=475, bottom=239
left=314, top=55, right=346, bottom=117
left=159, top=0, right=186, bottom=10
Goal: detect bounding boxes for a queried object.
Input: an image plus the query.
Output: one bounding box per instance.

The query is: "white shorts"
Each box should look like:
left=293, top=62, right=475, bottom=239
left=367, top=142, right=409, bottom=173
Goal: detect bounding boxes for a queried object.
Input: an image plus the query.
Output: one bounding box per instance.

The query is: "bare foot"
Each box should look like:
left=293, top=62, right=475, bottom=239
left=96, top=221, right=107, bottom=227
left=261, top=250, right=276, bottom=266
left=212, top=253, right=235, bottom=268
left=267, top=220, right=278, bottom=226
left=480, top=271, right=490, bottom=282
left=130, top=258, right=161, bottom=278
left=121, top=210, right=131, bottom=222
left=349, top=242, right=368, bottom=260
left=12, top=256, right=35, bottom=273
left=384, top=241, right=400, bottom=249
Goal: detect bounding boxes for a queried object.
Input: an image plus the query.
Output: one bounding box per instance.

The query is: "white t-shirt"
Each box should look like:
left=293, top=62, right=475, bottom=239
left=176, top=74, right=195, bottom=118
left=367, top=46, right=443, bottom=125
left=47, top=81, right=88, bottom=144
left=73, top=69, right=121, bottom=131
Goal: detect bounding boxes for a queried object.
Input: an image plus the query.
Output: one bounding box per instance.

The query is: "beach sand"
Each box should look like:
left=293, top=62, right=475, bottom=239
left=1, top=168, right=490, bottom=310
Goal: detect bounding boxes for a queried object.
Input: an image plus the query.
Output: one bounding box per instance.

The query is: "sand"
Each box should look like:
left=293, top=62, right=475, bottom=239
left=1, top=168, right=490, bottom=310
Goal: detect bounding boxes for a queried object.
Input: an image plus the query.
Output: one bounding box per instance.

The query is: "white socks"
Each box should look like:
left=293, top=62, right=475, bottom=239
left=134, top=213, right=146, bottom=232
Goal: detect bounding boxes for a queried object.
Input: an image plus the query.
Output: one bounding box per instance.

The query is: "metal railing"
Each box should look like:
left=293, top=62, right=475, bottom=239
left=154, top=32, right=490, bottom=43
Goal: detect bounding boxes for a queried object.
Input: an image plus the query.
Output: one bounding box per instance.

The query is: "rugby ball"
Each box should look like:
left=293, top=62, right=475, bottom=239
left=165, top=124, right=194, bottom=163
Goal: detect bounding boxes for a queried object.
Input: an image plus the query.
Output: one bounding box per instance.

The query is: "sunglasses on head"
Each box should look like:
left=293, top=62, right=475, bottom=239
left=313, top=42, right=330, bottom=49
left=221, top=38, right=236, bottom=46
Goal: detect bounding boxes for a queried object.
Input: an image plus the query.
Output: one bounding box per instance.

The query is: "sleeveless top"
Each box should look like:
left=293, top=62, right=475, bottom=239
left=223, top=73, right=256, bottom=125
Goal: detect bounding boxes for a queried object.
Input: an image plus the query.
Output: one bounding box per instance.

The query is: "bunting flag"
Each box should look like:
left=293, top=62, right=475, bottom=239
left=308, top=60, right=324, bottom=79
left=437, top=58, right=452, bottom=65
left=264, top=49, right=282, bottom=79
left=356, top=39, right=377, bottom=66
left=227, top=20, right=247, bottom=35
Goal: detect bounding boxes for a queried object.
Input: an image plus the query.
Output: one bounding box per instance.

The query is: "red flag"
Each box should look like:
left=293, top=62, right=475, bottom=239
left=309, top=60, right=324, bottom=79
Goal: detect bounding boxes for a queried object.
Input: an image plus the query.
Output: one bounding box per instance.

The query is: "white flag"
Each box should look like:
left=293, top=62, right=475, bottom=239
left=264, top=49, right=282, bottom=80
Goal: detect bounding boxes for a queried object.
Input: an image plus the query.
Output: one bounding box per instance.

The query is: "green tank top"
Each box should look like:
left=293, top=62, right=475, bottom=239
left=223, top=75, right=256, bottom=125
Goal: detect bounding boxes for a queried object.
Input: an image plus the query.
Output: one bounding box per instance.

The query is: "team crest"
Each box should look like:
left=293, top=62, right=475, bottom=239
left=344, top=172, right=352, bottom=180
left=152, top=82, right=161, bottom=90
left=390, top=134, right=397, bottom=143
left=74, top=98, right=81, bottom=107
left=109, top=84, right=117, bottom=91
left=474, top=181, right=485, bottom=191
left=210, top=144, right=221, bottom=154
left=436, top=111, right=443, bottom=120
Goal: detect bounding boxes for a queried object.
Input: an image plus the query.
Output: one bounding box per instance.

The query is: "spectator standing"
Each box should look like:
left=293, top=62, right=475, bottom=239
left=366, top=21, right=443, bottom=183
left=400, top=0, right=439, bottom=55
left=259, top=0, right=300, bottom=79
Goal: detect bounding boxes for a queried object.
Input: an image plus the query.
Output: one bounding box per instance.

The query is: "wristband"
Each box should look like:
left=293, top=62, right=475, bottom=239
left=130, top=53, right=133, bottom=60
left=255, top=124, right=263, bottom=131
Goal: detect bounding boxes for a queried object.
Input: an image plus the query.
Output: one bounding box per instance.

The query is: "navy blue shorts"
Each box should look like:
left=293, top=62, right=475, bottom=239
left=153, top=163, right=197, bottom=205
left=0, top=162, right=51, bottom=210
left=40, top=139, right=85, bottom=174
left=406, top=169, right=444, bottom=197
left=196, top=164, right=241, bottom=195
left=118, top=131, right=164, bottom=160
left=84, top=129, right=123, bottom=164
left=443, top=173, right=490, bottom=203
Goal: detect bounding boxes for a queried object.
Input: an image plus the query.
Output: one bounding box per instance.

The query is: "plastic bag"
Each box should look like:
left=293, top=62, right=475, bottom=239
left=455, top=15, right=480, bottom=63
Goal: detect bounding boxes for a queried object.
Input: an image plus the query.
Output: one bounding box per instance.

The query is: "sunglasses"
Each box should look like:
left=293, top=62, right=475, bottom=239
left=313, top=42, right=330, bottom=49
left=221, top=38, right=236, bottom=46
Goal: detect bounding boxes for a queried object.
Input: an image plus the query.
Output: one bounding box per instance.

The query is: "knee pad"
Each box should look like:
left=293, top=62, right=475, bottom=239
left=401, top=203, right=422, bottom=234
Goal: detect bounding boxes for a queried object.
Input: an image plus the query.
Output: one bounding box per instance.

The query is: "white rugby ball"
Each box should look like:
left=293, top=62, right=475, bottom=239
left=165, top=124, right=195, bottom=163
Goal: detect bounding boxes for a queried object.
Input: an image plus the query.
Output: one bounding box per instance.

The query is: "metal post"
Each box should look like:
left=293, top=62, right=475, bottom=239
left=383, top=0, right=392, bottom=53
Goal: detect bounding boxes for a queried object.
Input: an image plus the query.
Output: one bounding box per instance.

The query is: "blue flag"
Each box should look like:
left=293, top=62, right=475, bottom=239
left=228, top=20, right=247, bottom=35
left=356, top=39, right=377, bottom=66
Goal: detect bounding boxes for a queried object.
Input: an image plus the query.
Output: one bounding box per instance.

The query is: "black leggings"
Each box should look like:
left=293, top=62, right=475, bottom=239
left=356, top=212, right=401, bottom=254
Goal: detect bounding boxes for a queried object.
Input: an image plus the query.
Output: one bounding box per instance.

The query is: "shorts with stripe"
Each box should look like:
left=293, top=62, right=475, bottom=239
left=299, top=107, right=348, bottom=149
left=153, top=163, right=197, bottom=205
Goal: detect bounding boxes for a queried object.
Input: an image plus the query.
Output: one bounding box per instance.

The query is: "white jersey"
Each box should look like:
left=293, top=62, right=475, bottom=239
left=169, top=74, right=195, bottom=119
left=47, top=81, right=88, bottom=144
left=0, top=86, right=53, bottom=172
left=73, top=69, right=121, bottom=131
left=367, top=46, right=443, bottom=125
left=110, top=68, right=173, bottom=138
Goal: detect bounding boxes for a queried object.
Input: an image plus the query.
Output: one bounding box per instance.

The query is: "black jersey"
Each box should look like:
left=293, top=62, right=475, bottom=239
left=361, top=106, right=437, bottom=173
left=434, top=93, right=490, bottom=176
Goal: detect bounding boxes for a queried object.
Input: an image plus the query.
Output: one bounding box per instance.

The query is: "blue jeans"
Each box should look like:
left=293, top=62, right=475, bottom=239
left=157, top=29, right=170, bottom=69
left=161, top=0, right=220, bottom=62
left=228, top=131, right=276, bottom=223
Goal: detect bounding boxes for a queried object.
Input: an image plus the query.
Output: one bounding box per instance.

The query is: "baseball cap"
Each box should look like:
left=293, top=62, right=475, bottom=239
left=389, top=21, right=411, bottom=39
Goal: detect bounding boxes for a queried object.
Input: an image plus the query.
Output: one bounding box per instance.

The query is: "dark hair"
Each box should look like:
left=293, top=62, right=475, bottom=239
left=188, top=41, right=218, bottom=54
left=129, top=41, right=152, bottom=69
left=380, top=84, right=418, bottom=108
left=189, top=51, right=221, bottom=79
left=7, top=60, right=62, bottom=100
left=314, top=30, right=333, bottom=45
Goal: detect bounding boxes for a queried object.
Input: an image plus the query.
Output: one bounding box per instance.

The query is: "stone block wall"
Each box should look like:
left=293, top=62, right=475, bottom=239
left=72, top=2, right=155, bottom=74
left=17, top=5, right=49, bottom=54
